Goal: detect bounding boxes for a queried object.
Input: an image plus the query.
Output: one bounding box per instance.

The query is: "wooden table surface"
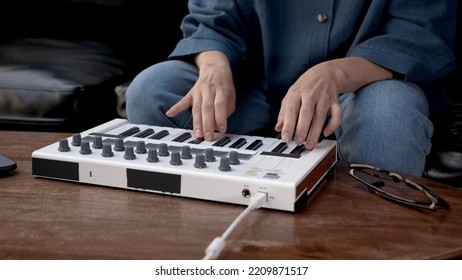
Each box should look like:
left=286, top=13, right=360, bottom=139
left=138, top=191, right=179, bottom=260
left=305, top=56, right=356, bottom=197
left=1, top=130, right=462, bottom=260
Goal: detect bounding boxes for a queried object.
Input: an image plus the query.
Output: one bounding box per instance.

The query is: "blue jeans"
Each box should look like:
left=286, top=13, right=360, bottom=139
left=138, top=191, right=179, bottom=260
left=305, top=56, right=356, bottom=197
left=126, top=60, right=433, bottom=176
left=126, top=60, right=273, bottom=134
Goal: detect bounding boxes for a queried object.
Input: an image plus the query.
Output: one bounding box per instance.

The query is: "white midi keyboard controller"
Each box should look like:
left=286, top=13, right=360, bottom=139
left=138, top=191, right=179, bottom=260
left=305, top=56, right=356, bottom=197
left=32, top=118, right=337, bottom=212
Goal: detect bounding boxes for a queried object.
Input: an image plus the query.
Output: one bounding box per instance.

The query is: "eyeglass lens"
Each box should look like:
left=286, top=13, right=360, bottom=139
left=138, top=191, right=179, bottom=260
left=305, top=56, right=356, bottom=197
left=354, top=168, right=431, bottom=203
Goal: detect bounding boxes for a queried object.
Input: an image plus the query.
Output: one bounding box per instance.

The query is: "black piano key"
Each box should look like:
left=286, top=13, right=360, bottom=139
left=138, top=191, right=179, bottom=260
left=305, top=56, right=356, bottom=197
left=149, top=130, right=170, bottom=140
left=212, top=136, right=231, bottom=147
left=119, top=127, right=141, bottom=137
left=229, top=138, right=247, bottom=149
left=89, top=132, right=123, bottom=139
left=246, top=139, right=263, bottom=150
left=259, top=151, right=301, bottom=159
left=271, top=142, right=288, bottom=153
left=133, top=128, right=155, bottom=138
left=289, top=144, right=305, bottom=156
left=189, top=138, right=204, bottom=144
left=172, top=132, right=192, bottom=142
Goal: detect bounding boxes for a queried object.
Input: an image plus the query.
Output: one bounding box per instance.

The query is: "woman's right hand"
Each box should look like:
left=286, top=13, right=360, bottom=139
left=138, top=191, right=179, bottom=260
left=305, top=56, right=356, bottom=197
left=166, top=51, right=236, bottom=141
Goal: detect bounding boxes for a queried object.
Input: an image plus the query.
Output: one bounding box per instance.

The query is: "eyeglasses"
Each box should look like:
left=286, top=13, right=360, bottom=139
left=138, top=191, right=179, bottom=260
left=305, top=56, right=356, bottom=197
left=348, top=163, right=449, bottom=210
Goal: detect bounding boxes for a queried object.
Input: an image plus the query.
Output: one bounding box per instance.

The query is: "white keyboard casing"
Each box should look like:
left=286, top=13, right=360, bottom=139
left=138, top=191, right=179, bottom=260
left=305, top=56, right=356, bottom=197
left=32, top=118, right=337, bottom=212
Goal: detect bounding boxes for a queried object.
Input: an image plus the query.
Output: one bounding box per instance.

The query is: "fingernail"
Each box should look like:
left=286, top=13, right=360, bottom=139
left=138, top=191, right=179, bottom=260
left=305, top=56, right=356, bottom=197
left=205, top=132, right=213, bottom=141
left=305, top=140, right=316, bottom=150
left=282, top=133, right=291, bottom=143
left=194, top=129, right=202, bottom=138
left=295, top=137, right=305, bottom=145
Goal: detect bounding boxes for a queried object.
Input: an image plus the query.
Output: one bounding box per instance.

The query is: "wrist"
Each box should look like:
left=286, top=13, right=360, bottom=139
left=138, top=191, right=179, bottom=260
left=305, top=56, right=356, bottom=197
left=195, top=51, right=231, bottom=69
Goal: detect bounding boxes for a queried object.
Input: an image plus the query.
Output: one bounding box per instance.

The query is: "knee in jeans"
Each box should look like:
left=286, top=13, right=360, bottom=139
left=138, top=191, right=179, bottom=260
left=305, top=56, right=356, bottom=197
left=355, top=80, right=429, bottom=125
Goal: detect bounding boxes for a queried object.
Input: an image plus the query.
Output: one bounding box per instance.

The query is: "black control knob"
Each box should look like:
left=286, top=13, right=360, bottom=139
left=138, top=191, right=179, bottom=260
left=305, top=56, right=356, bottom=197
left=229, top=151, right=240, bottom=165
left=101, top=143, right=114, bottom=157
left=158, top=143, right=169, bottom=156
left=169, top=151, right=182, bottom=166
left=71, top=134, right=81, bottom=146
left=135, top=141, right=147, bottom=154
left=219, top=156, right=231, bottom=171
left=92, top=136, right=103, bottom=149
left=147, top=148, right=159, bottom=162
left=124, top=146, right=136, bottom=160
left=194, top=154, right=207, bottom=168
left=181, top=145, right=192, bottom=159
left=114, top=138, right=125, bottom=151
left=204, top=148, right=216, bottom=162
left=58, top=139, right=70, bottom=152
left=80, top=141, right=92, bottom=155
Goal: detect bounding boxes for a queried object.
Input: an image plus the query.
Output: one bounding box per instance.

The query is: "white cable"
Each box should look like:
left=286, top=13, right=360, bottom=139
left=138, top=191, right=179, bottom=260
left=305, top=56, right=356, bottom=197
left=202, top=192, right=267, bottom=260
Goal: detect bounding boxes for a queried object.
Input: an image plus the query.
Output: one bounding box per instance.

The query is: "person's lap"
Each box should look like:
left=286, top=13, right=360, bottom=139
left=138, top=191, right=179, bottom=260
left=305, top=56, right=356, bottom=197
left=125, top=60, right=273, bottom=134
left=337, top=80, right=432, bottom=176
left=126, top=60, right=432, bottom=176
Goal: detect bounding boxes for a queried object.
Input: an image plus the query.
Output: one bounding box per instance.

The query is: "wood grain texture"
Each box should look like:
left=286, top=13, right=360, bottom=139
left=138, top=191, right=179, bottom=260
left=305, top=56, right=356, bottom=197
left=1, top=130, right=461, bottom=260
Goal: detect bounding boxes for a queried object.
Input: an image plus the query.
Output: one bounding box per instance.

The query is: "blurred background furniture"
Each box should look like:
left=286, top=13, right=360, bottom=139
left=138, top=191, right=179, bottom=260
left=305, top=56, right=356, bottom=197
left=423, top=3, right=461, bottom=187
left=0, top=0, right=187, bottom=131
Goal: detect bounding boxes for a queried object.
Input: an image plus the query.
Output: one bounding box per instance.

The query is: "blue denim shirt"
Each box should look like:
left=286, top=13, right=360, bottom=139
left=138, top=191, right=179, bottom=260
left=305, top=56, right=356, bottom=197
left=169, top=0, right=457, bottom=109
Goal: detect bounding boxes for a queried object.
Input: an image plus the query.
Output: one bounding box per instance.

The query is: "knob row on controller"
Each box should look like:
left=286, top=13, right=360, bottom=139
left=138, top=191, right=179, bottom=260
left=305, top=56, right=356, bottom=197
left=58, top=138, right=240, bottom=170
left=70, top=134, right=254, bottom=159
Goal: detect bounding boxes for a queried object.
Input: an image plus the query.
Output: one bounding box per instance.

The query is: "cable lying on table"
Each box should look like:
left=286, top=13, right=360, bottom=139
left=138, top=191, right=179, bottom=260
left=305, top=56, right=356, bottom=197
left=202, top=192, right=267, bottom=260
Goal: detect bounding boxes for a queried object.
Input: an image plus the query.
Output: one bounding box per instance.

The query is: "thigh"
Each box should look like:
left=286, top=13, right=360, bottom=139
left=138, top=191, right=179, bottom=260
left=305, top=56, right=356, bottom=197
left=336, top=79, right=433, bottom=176
left=125, top=60, right=198, bottom=127
left=339, top=80, right=430, bottom=117
left=126, top=60, right=273, bottom=134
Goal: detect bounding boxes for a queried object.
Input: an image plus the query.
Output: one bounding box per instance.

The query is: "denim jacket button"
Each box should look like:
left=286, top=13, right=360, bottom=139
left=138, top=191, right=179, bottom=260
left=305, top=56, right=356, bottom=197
left=317, top=12, right=328, bottom=23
